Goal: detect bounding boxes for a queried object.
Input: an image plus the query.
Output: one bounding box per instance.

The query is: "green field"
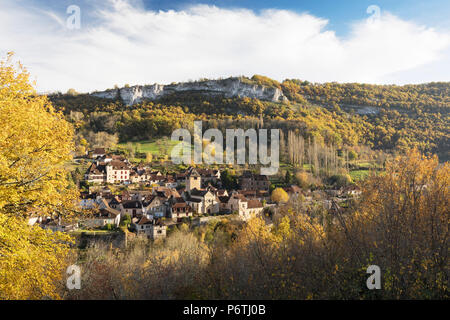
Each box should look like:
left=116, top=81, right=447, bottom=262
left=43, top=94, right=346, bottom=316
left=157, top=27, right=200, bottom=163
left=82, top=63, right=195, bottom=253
left=115, top=139, right=377, bottom=183
left=349, top=169, right=370, bottom=181
left=117, top=139, right=180, bottom=154
left=116, top=139, right=194, bottom=162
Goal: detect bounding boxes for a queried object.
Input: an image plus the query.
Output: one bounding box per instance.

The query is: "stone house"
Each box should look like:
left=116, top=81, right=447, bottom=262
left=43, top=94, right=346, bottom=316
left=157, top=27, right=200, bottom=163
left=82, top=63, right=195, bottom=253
left=143, top=195, right=167, bottom=218
left=121, top=200, right=144, bottom=217
left=185, top=188, right=219, bottom=214
left=170, top=201, right=193, bottom=221
left=227, top=193, right=264, bottom=220
left=132, top=217, right=167, bottom=240
left=106, top=160, right=131, bottom=184
left=83, top=207, right=121, bottom=228
left=239, top=171, right=270, bottom=191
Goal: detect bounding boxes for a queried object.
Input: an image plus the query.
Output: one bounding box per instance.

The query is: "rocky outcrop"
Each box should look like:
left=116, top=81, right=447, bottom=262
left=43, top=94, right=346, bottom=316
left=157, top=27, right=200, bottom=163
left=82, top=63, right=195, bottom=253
left=91, top=77, right=288, bottom=105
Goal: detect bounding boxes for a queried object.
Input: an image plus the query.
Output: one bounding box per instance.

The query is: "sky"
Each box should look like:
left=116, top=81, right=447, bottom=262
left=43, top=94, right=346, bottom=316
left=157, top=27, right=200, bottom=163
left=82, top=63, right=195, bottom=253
left=1, top=0, right=449, bottom=93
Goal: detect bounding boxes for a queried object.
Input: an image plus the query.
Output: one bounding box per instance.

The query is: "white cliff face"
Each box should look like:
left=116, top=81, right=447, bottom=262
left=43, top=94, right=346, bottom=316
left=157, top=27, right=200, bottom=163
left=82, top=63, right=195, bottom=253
left=91, top=78, right=288, bottom=105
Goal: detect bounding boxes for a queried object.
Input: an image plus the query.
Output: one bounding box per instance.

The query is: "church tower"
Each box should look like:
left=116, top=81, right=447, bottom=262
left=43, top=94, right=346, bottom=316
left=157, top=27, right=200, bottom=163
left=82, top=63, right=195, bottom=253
left=185, top=167, right=201, bottom=192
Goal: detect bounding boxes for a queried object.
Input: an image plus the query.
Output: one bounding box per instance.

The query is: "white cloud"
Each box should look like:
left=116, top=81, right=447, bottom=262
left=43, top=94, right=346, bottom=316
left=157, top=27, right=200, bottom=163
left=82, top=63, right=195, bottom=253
left=0, top=0, right=449, bottom=93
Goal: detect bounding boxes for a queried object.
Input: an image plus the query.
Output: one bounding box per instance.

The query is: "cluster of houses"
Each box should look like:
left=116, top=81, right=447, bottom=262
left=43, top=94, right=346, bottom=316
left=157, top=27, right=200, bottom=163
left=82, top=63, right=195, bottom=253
left=84, top=148, right=221, bottom=187
left=58, top=149, right=277, bottom=239
left=31, top=148, right=362, bottom=241
left=80, top=167, right=270, bottom=236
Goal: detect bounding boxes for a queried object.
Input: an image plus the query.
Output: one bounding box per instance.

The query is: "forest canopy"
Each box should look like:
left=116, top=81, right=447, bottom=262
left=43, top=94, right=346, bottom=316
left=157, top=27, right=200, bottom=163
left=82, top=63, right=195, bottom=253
left=49, top=75, right=449, bottom=161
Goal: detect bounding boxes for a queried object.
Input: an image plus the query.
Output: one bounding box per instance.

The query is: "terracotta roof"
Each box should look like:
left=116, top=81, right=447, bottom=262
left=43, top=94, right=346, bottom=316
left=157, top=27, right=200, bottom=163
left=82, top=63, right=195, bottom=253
left=93, top=148, right=106, bottom=154
left=247, top=199, right=263, bottom=209
left=172, top=202, right=191, bottom=210
left=136, top=216, right=153, bottom=225
left=154, top=187, right=180, bottom=198
left=284, top=185, right=302, bottom=194
left=136, top=216, right=167, bottom=226
left=107, top=160, right=130, bottom=170
left=232, top=193, right=248, bottom=201
left=217, top=189, right=228, bottom=196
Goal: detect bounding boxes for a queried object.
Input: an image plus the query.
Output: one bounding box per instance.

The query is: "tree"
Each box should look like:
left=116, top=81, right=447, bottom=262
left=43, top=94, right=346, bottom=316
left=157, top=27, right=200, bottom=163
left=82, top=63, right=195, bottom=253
left=348, top=150, right=358, bottom=161
left=120, top=214, right=131, bottom=227
left=221, top=169, right=238, bottom=190
left=285, top=170, right=293, bottom=184
left=86, top=131, right=118, bottom=149
left=126, top=142, right=134, bottom=158
left=0, top=53, right=75, bottom=299
left=346, top=149, right=449, bottom=298
left=329, top=173, right=352, bottom=188
left=295, top=171, right=310, bottom=189
left=271, top=188, right=289, bottom=203
left=66, top=88, right=78, bottom=96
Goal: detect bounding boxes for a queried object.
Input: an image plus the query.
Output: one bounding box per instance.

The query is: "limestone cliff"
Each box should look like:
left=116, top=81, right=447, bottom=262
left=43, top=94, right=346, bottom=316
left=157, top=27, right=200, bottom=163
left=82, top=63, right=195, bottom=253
left=91, top=77, right=288, bottom=105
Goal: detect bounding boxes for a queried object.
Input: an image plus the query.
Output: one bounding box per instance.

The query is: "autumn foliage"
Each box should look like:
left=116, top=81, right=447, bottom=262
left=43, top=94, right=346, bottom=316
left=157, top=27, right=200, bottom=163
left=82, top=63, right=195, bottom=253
left=0, top=53, right=75, bottom=299
left=63, top=150, right=448, bottom=300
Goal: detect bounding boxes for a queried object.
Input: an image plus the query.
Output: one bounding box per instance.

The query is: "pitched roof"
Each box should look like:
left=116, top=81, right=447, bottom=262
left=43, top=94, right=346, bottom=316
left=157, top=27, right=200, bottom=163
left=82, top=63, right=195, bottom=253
left=93, top=148, right=106, bottom=154
left=136, top=216, right=167, bottom=226
left=108, top=197, right=121, bottom=205
left=241, top=171, right=269, bottom=181
left=217, top=189, right=228, bottom=196
left=143, top=195, right=165, bottom=206
left=190, top=188, right=209, bottom=197
left=186, top=196, right=202, bottom=203
left=172, top=202, right=191, bottom=209
left=98, top=207, right=120, bottom=218
left=186, top=167, right=201, bottom=177
left=153, top=187, right=180, bottom=198
left=247, top=199, right=263, bottom=209
left=86, top=163, right=106, bottom=175
left=231, top=193, right=248, bottom=201
left=136, top=216, right=153, bottom=225
left=107, top=160, right=130, bottom=170
left=284, top=185, right=302, bottom=194
left=197, top=169, right=220, bottom=177
left=122, top=200, right=143, bottom=209
left=218, top=196, right=230, bottom=203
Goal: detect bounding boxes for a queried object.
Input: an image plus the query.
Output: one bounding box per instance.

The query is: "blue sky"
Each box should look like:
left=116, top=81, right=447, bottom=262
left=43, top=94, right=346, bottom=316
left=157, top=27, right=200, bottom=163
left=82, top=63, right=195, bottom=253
left=143, top=0, right=450, bottom=34
left=32, top=0, right=450, bottom=35
left=1, top=0, right=449, bottom=92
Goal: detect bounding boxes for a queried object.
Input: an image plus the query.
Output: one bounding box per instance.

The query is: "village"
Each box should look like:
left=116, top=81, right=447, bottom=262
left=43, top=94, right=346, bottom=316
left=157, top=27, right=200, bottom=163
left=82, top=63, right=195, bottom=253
left=30, top=147, right=361, bottom=242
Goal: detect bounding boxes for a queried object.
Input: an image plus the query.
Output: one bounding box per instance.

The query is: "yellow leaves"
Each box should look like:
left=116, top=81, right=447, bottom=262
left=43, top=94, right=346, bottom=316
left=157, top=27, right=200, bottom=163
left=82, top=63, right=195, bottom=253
left=238, top=216, right=274, bottom=246
left=271, top=187, right=289, bottom=203
left=0, top=53, right=76, bottom=216
left=349, top=149, right=449, bottom=297
left=0, top=53, right=76, bottom=299
left=0, top=214, right=73, bottom=299
left=272, top=215, right=292, bottom=244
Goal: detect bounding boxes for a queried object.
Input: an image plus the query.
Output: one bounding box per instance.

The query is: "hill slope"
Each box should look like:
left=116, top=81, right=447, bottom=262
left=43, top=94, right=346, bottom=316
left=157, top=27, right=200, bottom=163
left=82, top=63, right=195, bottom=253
left=49, top=75, right=450, bottom=160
